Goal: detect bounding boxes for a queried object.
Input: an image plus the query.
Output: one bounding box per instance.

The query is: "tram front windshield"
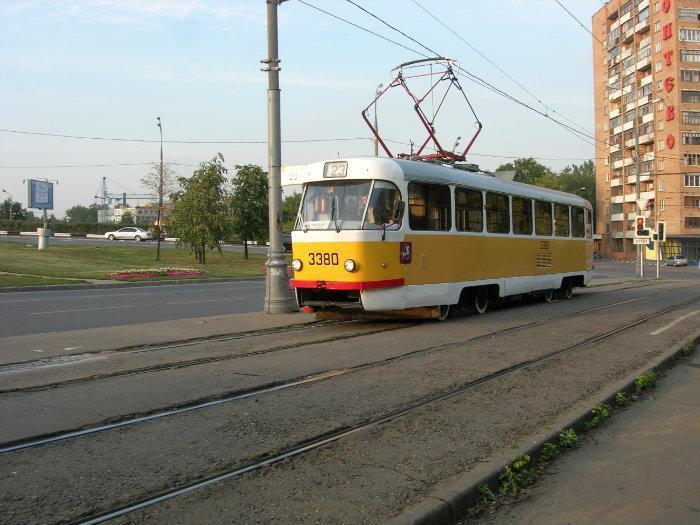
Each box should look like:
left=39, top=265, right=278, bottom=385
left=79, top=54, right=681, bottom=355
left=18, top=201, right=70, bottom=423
left=296, top=180, right=402, bottom=231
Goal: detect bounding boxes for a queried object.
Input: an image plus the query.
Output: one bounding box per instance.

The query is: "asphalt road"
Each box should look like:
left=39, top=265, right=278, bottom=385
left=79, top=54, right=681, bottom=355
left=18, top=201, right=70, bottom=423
left=0, top=280, right=267, bottom=337
left=0, top=234, right=269, bottom=253
left=1, top=261, right=697, bottom=337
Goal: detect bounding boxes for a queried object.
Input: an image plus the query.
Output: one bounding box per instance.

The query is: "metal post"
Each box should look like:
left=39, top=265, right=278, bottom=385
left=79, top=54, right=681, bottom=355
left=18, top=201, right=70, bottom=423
left=632, top=45, right=643, bottom=279
left=263, top=0, right=295, bottom=313
left=156, top=116, right=164, bottom=261
left=373, top=83, right=383, bottom=156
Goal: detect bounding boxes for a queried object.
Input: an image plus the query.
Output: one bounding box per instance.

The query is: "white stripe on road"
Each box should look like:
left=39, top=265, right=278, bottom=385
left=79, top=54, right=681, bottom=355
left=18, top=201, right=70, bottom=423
left=166, top=298, right=246, bottom=305
left=650, top=310, right=699, bottom=336
left=29, top=305, right=135, bottom=315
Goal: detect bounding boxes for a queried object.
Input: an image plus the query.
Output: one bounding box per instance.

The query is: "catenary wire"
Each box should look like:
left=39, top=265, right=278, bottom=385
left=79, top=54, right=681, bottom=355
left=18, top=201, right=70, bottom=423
left=554, top=0, right=607, bottom=48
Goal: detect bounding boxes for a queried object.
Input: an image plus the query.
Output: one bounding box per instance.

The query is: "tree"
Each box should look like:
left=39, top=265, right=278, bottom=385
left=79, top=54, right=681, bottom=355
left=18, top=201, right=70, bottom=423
left=230, top=164, right=269, bottom=259
left=65, top=204, right=100, bottom=223
left=559, top=160, right=596, bottom=217
left=120, top=210, right=135, bottom=225
left=1, top=198, right=29, bottom=220
left=496, top=158, right=557, bottom=188
left=142, top=162, right=176, bottom=260
left=282, top=192, right=302, bottom=231
left=169, top=154, right=231, bottom=264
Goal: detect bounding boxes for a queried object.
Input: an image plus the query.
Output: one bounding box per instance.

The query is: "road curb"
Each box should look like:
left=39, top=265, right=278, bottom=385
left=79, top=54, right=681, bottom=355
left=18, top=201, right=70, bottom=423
left=386, top=329, right=700, bottom=525
left=0, top=276, right=265, bottom=294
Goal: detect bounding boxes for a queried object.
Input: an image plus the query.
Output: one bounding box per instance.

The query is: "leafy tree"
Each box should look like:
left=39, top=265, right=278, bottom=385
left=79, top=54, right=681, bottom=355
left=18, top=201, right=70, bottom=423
left=65, top=204, right=100, bottom=223
left=141, top=161, right=176, bottom=198
left=282, top=192, right=302, bottom=231
left=0, top=198, right=30, bottom=220
left=169, top=153, right=231, bottom=264
left=559, top=160, right=596, bottom=217
left=230, top=164, right=269, bottom=259
left=120, top=210, right=135, bottom=225
left=496, top=158, right=557, bottom=188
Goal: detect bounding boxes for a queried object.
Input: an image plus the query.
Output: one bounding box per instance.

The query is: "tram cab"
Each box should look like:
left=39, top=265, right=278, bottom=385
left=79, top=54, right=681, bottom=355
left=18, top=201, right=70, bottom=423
left=285, top=157, right=593, bottom=319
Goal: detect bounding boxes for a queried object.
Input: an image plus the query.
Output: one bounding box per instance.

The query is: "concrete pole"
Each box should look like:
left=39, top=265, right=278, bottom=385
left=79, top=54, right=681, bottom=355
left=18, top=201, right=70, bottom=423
left=263, top=0, right=295, bottom=313
left=632, top=46, right=643, bottom=279
left=373, top=83, right=383, bottom=156
left=156, top=116, right=164, bottom=261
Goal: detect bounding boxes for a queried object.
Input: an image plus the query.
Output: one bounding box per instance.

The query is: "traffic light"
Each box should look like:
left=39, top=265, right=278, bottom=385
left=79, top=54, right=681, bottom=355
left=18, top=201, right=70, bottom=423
left=657, top=221, right=666, bottom=242
left=635, top=217, right=650, bottom=238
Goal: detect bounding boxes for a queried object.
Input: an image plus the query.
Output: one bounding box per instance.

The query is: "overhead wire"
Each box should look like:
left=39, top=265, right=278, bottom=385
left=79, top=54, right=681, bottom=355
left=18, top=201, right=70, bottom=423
left=554, top=0, right=607, bottom=49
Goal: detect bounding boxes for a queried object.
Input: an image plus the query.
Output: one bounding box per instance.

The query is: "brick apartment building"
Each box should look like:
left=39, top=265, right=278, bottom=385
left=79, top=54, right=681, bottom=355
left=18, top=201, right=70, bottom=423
left=593, top=0, right=700, bottom=260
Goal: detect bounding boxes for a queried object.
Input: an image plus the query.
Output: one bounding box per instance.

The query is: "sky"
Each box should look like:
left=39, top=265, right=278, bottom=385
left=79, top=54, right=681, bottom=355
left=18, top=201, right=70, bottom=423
left=0, top=0, right=607, bottom=216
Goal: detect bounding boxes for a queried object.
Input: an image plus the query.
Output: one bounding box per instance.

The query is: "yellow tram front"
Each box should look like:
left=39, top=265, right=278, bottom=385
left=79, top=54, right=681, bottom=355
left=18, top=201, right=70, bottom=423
left=288, top=159, right=409, bottom=313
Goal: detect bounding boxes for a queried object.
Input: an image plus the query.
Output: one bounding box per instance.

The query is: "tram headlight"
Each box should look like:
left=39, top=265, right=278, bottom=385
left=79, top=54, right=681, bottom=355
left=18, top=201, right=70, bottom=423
left=344, top=259, right=356, bottom=272
left=291, top=258, right=303, bottom=271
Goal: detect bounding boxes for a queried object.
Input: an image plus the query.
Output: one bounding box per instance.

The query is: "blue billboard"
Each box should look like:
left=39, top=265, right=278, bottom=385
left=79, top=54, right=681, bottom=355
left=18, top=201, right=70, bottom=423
left=27, top=179, right=54, bottom=210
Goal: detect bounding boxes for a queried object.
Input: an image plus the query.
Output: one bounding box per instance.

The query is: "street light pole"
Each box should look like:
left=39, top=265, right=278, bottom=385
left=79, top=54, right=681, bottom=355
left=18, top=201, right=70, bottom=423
left=156, top=116, right=164, bottom=261
left=263, top=0, right=295, bottom=314
left=373, top=83, right=383, bottom=156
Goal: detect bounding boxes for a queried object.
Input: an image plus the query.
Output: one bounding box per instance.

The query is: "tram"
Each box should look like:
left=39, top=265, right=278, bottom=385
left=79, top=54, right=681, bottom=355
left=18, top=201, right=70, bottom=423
left=285, top=156, right=593, bottom=319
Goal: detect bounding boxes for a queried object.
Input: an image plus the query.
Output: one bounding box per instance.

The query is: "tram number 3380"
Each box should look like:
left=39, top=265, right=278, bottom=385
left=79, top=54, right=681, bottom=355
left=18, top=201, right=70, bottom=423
left=308, top=252, right=339, bottom=266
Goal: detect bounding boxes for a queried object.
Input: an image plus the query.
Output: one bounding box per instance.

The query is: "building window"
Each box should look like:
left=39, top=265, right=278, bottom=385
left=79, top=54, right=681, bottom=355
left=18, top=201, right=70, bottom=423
left=655, top=41, right=662, bottom=53
left=685, top=197, right=700, bottom=207
left=681, top=49, right=700, bottom=62
left=685, top=174, right=700, bottom=186
left=655, top=60, right=663, bottom=72
left=485, top=192, right=510, bottom=234
left=408, top=182, right=451, bottom=231
left=455, top=188, right=483, bottom=233
left=571, top=207, right=585, bottom=238
left=605, top=156, right=610, bottom=166
left=685, top=217, right=700, bottom=228
left=511, top=196, right=533, bottom=235
left=682, top=90, right=700, bottom=103
left=659, top=178, right=665, bottom=191
left=606, top=172, right=610, bottom=182
left=678, top=8, right=700, bottom=21
left=683, top=132, right=700, bottom=145
left=658, top=119, right=665, bottom=131
left=654, top=20, right=661, bottom=32
left=658, top=138, right=666, bottom=151
left=679, top=29, right=700, bottom=43
left=554, top=204, right=570, bottom=237
left=658, top=158, right=665, bottom=171
left=660, top=199, right=666, bottom=210
left=604, top=122, right=609, bottom=131
left=658, top=101, right=665, bottom=111
left=684, top=154, right=700, bottom=166
left=657, top=79, right=663, bottom=91
left=654, top=1, right=660, bottom=13
left=682, top=111, right=700, bottom=124
left=681, top=69, right=700, bottom=82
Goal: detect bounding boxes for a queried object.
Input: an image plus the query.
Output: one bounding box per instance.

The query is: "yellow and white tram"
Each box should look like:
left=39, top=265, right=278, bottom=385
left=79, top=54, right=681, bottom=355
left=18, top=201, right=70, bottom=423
left=286, top=157, right=593, bottom=319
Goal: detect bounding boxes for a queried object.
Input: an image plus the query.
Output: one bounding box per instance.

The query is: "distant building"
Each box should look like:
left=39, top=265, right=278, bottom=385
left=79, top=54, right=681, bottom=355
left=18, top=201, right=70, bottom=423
left=97, top=204, right=165, bottom=224
left=593, top=0, right=700, bottom=260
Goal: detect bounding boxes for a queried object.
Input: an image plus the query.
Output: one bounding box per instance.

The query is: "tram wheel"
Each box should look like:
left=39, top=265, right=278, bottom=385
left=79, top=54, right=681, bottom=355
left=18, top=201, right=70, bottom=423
left=437, top=305, right=451, bottom=321
left=473, top=287, right=488, bottom=314
left=560, top=281, right=574, bottom=299
left=542, top=289, right=554, bottom=303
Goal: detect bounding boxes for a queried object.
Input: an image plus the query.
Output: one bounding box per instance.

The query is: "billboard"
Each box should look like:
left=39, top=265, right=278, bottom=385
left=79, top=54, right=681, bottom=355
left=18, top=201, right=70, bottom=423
left=27, top=179, right=54, bottom=210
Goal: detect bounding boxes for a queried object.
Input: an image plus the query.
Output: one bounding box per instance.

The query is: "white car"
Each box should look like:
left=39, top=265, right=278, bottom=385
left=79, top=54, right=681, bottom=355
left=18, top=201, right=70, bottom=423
left=104, top=227, right=153, bottom=242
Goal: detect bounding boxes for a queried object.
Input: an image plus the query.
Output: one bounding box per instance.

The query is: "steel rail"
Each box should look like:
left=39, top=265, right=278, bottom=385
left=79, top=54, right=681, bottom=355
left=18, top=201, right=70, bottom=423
left=67, top=300, right=693, bottom=525
left=1, top=286, right=687, bottom=454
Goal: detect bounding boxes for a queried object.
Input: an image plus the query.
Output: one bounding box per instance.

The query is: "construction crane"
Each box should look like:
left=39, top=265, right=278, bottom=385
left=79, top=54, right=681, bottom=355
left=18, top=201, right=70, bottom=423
left=95, top=176, right=156, bottom=206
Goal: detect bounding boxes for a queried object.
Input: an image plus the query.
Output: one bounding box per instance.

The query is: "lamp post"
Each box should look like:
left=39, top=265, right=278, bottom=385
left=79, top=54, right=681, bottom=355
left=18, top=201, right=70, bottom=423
left=156, top=116, right=164, bottom=261
left=373, top=83, right=383, bottom=156
left=1, top=189, right=13, bottom=219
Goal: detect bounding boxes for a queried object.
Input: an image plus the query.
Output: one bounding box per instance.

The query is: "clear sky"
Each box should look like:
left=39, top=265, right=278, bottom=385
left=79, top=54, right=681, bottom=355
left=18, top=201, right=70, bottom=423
left=0, top=0, right=605, bottom=216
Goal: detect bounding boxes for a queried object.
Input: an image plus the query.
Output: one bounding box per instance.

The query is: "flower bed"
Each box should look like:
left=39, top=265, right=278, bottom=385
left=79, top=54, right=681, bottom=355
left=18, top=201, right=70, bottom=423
left=107, top=267, right=204, bottom=280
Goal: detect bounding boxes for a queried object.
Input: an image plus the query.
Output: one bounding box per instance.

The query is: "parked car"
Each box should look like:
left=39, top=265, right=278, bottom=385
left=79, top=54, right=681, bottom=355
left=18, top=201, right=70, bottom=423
left=664, top=255, right=688, bottom=267
left=104, top=227, right=153, bottom=242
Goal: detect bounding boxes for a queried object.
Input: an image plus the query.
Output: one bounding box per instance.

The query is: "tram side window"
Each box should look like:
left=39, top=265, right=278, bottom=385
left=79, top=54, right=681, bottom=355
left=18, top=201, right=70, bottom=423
left=585, top=209, right=593, bottom=238
left=512, top=196, right=533, bottom=235
left=408, top=182, right=451, bottom=231
left=554, top=204, right=570, bottom=237
left=455, top=188, right=483, bottom=232
left=486, top=192, right=510, bottom=234
left=572, top=206, right=585, bottom=238
left=535, top=200, right=553, bottom=236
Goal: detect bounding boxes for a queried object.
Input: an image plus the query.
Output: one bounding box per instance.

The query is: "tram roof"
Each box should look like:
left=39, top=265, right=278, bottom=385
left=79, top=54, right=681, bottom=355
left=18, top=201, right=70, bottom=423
left=283, top=157, right=592, bottom=209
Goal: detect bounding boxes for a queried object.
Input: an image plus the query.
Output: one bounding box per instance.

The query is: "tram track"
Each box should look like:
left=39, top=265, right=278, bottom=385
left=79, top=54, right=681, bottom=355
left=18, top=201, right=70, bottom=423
left=63, top=298, right=694, bottom=525
left=1, top=285, right=691, bottom=454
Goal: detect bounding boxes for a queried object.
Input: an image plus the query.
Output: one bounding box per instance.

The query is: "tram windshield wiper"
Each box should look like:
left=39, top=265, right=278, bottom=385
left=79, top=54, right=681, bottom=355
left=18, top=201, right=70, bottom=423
left=331, top=194, right=340, bottom=233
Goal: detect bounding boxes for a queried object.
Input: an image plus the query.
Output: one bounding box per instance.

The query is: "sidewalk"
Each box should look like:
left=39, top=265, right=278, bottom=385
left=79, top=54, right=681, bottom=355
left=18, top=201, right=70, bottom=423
left=476, top=349, right=700, bottom=525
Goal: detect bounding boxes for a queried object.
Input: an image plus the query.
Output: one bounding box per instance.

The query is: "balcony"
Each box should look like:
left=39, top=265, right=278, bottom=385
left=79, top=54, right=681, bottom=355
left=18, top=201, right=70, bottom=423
left=637, top=57, right=651, bottom=71
left=613, top=124, right=623, bottom=135
left=611, top=213, right=626, bottom=222
left=640, top=73, right=653, bottom=86
left=611, top=231, right=625, bottom=239
left=613, top=159, right=624, bottom=170
left=643, top=151, right=655, bottom=162
left=642, top=112, right=654, bottom=124
left=611, top=177, right=622, bottom=187
left=623, top=157, right=635, bottom=166
left=622, top=28, right=635, bottom=43
left=609, top=108, right=621, bottom=118
left=625, top=137, right=637, bottom=148
left=624, top=192, right=638, bottom=202
left=623, top=121, right=635, bottom=131
left=619, top=12, right=632, bottom=25
left=639, top=132, right=654, bottom=144
left=621, top=47, right=632, bottom=60
left=640, top=190, right=655, bottom=200
left=626, top=174, right=653, bottom=184
left=636, top=20, right=650, bottom=34
left=610, top=144, right=621, bottom=154
left=609, top=89, right=622, bottom=102
left=611, top=195, right=625, bottom=204
left=625, top=230, right=636, bottom=238
left=638, top=0, right=649, bottom=10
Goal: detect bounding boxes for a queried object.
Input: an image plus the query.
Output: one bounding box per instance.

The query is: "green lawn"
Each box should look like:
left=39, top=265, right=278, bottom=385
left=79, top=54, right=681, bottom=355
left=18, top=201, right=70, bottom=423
left=0, top=242, right=268, bottom=281
left=0, top=274, right=87, bottom=287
